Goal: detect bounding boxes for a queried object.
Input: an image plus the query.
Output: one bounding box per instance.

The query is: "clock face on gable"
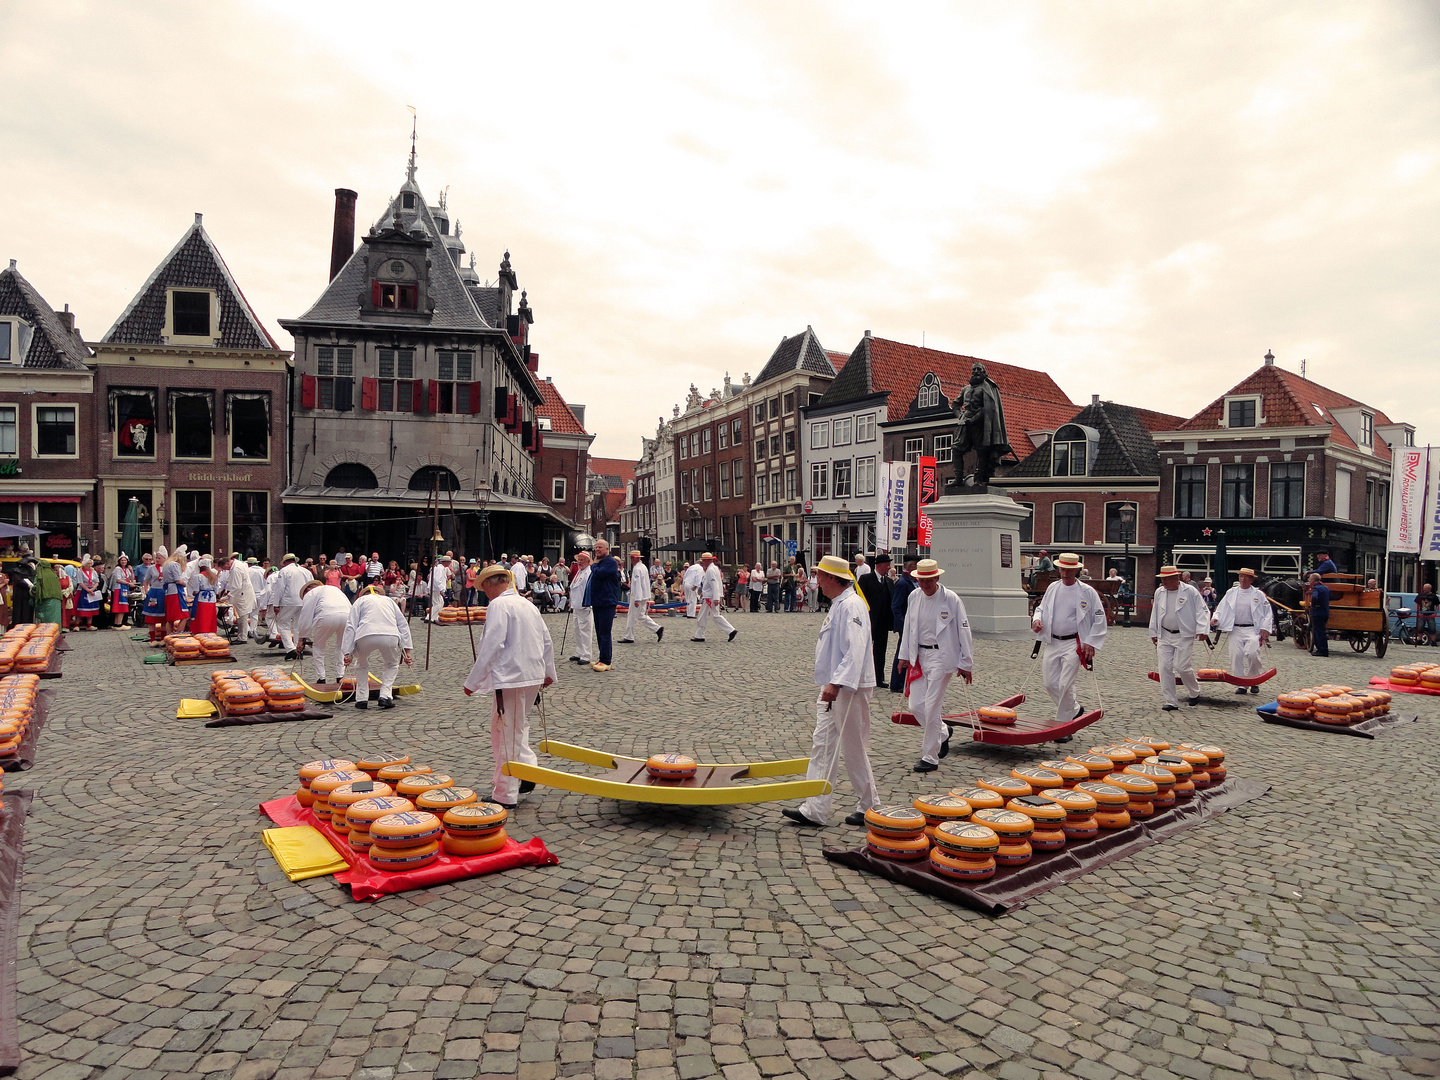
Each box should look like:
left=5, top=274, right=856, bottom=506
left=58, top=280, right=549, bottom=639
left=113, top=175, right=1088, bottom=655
left=389, top=260, right=407, bottom=275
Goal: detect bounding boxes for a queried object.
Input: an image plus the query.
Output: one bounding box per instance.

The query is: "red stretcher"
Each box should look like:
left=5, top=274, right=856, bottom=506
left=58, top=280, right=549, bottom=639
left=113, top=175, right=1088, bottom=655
left=892, top=693, right=1104, bottom=746
left=1146, top=667, right=1277, bottom=688
left=1367, top=676, right=1440, bottom=697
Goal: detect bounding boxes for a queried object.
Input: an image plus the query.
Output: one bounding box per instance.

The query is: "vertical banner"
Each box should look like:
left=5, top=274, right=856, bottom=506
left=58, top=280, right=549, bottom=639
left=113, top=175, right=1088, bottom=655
left=887, top=462, right=911, bottom=552
left=1421, top=450, right=1440, bottom=561
left=875, top=462, right=893, bottom=553
left=917, top=455, right=937, bottom=547
left=1390, top=446, right=1427, bottom=555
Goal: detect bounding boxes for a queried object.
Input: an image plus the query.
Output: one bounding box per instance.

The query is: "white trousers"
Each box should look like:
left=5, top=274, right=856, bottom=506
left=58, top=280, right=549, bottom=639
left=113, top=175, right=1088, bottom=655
left=427, top=587, right=445, bottom=622
left=571, top=607, right=594, bottom=662
left=490, top=684, right=541, bottom=804
left=1042, top=640, right=1083, bottom=724
left=276, top=605, right=301, bottom=651
left=695, top=599, right=735, bottom=640
left=684, top=586, right=699, bottom=617
left=623, top=600, right=662, bottom=640
left=1228, top=627, right=1263, bottom=679
left=351, top=634, right=401, bottom=703
left=308, top=615, right=349, bottom=683
left=1156, top=633, right=1200, bottom=706
left=238, top=608, right=258, bottom=639
left=799, top=687, right=880, bottom=823
left=911, top=662, right=955, bottom=764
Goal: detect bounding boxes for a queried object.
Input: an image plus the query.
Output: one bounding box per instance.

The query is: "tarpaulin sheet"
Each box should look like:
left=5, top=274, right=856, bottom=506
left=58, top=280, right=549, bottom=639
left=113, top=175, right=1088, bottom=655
left=824, top=778, right=1268, bottom=916
left=3, top=688, right=54, bottom=773
left=259, top=795, right=559, bottom=902
left=36, top=652, right=62, bottom=680
left=206, top=707, right=333, bottom=728
left=1367, top=676, right=1440, bottom=697
left=1256, top=701, right=1419, bottom=739
left=262, top=826, right=351, bottom=881
left=0, top=790, right=34, bottom=1075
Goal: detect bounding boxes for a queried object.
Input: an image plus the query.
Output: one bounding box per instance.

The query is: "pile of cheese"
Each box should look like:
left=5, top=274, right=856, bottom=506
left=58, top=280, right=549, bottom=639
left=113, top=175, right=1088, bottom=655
left=438, top=606, right=486, bottom=625
left=0, top=624, right=60, bottom=674
left=1275, top=684, right=1391, bottom=724
left=0, top=673, right=41, bottom=763
left=212, top=667, right=306, bottom=713
left=1388, top=664, right=1440, bottom=689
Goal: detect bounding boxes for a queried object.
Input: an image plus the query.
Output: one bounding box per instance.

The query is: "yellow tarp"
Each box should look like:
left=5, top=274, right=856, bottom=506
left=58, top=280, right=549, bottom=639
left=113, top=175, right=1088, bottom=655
left=262, top=825, right=350, bottom=882
left=177, top=698, right=217, bottom=719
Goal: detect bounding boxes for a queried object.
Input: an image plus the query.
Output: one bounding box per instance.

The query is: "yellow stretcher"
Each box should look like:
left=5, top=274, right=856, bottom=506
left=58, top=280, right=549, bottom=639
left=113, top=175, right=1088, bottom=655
left=502, top=740, right=831, bottom=806
left=289, top=672, right=423, bottom=703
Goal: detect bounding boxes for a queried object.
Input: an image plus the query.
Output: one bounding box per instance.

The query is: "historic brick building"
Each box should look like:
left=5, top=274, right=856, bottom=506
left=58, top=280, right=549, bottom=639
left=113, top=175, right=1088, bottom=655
left=668, top=377, right=751, bottom=564
left=534, top=375, right=593, bottom=561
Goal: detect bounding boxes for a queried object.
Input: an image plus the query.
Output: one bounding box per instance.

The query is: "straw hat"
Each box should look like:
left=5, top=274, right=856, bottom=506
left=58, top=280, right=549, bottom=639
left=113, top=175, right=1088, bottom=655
left=815, top=554, right=855, bottom=581
left=629, top=549, right=642, bottom=557
left=915, top=559, right=944, bottom=579
left=700, top=552, right=716, bottom=561
left=1156, top=565, right=1181, bottom=578
left=1054, top=552, right=1083, bottom=569
left=282, top=552, right=298, bottom=563
left=1237, top=567, right=1257, bottom=577
left=477, top=563, right=513, bottom=585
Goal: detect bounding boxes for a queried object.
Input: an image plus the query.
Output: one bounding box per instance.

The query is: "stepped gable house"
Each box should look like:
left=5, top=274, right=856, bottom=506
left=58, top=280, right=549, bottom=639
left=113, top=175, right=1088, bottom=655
left=90, top=215, right=290, bottom=559
left=281, top=153, right=563, bottom=561
left=0, top=261, right=96, bottom=557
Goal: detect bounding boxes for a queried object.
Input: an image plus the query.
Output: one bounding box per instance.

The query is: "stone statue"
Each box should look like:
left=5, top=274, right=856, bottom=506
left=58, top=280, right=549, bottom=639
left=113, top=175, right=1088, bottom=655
left=685, top=384, right=703, bottom=411
left=951, top=362, right=1011, bottom=488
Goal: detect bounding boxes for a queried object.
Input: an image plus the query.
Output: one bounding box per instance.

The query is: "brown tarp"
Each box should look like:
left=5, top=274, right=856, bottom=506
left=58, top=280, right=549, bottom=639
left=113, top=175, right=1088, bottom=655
left=2, top=688, right=53, bottom=773
left=0, top=790, right=33, bottom=1075
left=824, top=777, right=1269, bottom=916
left=205, top=707, right=333, bottom=728
left=1256, top=703, right=1420, bottom=740
left=36, top=652, right=61, bottom=680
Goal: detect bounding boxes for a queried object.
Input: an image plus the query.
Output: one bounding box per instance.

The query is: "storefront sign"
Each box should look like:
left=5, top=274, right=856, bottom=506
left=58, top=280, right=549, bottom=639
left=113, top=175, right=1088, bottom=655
left=917, top=456, right=937, bottom=547
left=184, top=470, right=254, bottom=483
left=1391, top=446, right=1427, bottom=555
left=0, top=460, right=18, bottom=477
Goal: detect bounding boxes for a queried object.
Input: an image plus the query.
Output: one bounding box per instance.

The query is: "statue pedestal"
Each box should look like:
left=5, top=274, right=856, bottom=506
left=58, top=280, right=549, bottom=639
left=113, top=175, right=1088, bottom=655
left=925, top=492, right=1031, bottom=633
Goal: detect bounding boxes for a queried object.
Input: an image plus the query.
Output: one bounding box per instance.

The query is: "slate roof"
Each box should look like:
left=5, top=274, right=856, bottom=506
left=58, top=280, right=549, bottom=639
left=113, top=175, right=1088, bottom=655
left=1177, top=364, right=1395, bottom=458
left=1009, top=401, right=1171, bottom=478
left=752, top=327, right=836, bottom=387
left=468, top=285, right=503, bottom=327
left=821, top=336, right=1076, bottom=458
left=101, top=215, right=279, bottom=350
left=0, top=264, right=91, bottom=370
left=536, top=377, right=588, bottom=436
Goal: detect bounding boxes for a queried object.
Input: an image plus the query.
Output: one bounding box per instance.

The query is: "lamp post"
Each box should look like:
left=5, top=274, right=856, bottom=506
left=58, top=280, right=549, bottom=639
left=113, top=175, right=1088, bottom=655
left=474, top=480, right=491, bottom=565
left=838, top=502, right=849, bottom=561
left=1119, top=501, right=1137, bottom=627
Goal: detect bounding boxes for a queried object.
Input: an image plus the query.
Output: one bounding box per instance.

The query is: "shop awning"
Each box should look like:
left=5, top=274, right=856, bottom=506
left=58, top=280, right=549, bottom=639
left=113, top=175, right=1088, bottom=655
left=0, top=495, right=80, bottom=504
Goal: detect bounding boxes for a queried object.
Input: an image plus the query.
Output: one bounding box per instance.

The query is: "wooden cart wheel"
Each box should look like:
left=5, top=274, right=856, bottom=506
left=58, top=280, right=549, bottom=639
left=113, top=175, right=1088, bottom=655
left=1349, top=633, right=1369, bottom=654
left=1375, top=631, right=1388, bottom=660
left=1293, top=623, right=1309, bottom=650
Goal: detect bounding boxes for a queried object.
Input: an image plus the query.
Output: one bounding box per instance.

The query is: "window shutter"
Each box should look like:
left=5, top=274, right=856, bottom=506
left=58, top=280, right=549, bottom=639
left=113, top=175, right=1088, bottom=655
left=428, top=379, right=440, bottom=414
left=411, top=380, right=424, bottom=413
left=495, top=386, right=508, bottom=418
left=361, top=377, right=378, bottom=411
left=335, top=378, right=354, bottom=412
left=300, top=375, right=316, bottom=409
left=371, top=280, right=382, bottom=307
left=534, top=428, right=543, bottom=453
left=522, top=420, right=533, bottom=449
left=469, top=381, right=482, bottom=415
left=506, top=394, right=517, bottom=429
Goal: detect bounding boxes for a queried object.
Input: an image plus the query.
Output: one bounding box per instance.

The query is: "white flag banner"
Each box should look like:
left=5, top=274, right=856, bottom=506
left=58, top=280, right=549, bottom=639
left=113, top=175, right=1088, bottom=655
left=1389, top=446, right=1428, bottom=555
left=875, top=462, right=893, bottom=553
left=887, top=462, right=911, bottom=552
left=1421, top=451, right=1440, bottom=561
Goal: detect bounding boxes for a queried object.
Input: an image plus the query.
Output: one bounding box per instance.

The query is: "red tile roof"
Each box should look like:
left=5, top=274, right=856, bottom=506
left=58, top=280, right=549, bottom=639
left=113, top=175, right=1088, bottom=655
left=1129, top=406, right=1188, bottom=432
left=536, top=378, right=588, bottom=436
left=1178, top=365, right=1394, bottom=458
left=603, top=489, right=627, bottom=522
left=590, top=457, right=636, bottom=488
left=826, top=350, right=850, bottom=373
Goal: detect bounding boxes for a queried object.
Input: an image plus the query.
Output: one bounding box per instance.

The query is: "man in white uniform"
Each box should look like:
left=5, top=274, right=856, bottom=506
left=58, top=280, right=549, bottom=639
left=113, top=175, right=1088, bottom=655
left=619, top=550, right=664, bottom=644
left=222, top=552, right=258, bottom=642
left=463, top=564, right=557, bottom=808
left=510, top=556, right=528, bottom=595
left=567, top=551, right=594, bottom=664
left=782, top=555, right=882, bottom=828
left=343, top=585, right=413, bottom=709
left=296, top=580, right=353, bottom=684
left=273, top=553, right=313, bottom=659
left=247, top=558, right=267, bottom=640
left=692, top=553, right=737, bottom=643
left=1149, top=565, right=1209, bottom=710
left=897, top=559, right=974, bottom=773
left=1211, top=567, right=1274, bottom=695
left=427, top=556, right=451, bottom=623
left=1031, top=552, right=1106, bottom=729
left=682, top=561, right=702, bottom=618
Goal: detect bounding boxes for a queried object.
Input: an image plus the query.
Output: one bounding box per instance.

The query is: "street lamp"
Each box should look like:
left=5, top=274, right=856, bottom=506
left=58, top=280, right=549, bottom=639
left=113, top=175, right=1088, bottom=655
left=1119, top=501, right=1137, bottom=627
left=838, top=502, right=849, bottom=560
left=474, top=480, right=491, bottom=564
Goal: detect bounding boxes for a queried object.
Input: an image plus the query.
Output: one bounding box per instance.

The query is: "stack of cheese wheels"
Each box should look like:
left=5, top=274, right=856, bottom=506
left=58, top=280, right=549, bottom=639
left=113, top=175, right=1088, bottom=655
left=296, top=758, right=358, bottom=808
left=1312, top=694, right=1362, bottom=725
left=1007, top=795, right=1067, bottom=851
left=1197, top=667, right=1228, bottom=679
left=1066, top=754, right=1119, bottom=781
left=344, top=795, right=413, bottom=852
left=0, top=674, right=38, bottom=760
left=357, top=753, right=410, bottom=780
left=1145, top=753, right=1195, bottom=798
left=217, top=676, right=266, bottom=715
left=1178, top=743, right=1225, bottom=785
left=951, top=786, right=1004, bottom=811
left=441, top=802, right=509, bottom=856
left=1046, top=787, right=1099, bottom=841
left=971, top=808, right=1034, bottom=865
left=1126, top=735, right=1171, bottom=753
left=1075, top=780, right=1130, bottom=829
left=0, top=640, right=19, bottom=675
left=309, top=769, right=370, bottom=823
left=368, top=810, right=444, bottom=871
left=976, top=704, right=1017, bottom=725
left=1118, top=742, right=1164, bottom=762
left=1275, top=691, right=1318, bottom=720
left=417, top=786, right=478, bottom=814
left=930, top=821, right=1000, bottom=881
left=327, top=779, right=396, bottom=835
left=197, top=633, right=231, bottom=658
left=1092, top=745, right=1138, bottom=769
left=864, top=805, right=930, bottom=861
left=378, top=762, right=433, bottom=785
left=265, top=680, right=307, bottom=713
left=1388, top=665, right=1422, bottom=686
left=1010, top=766, right=1065, bottom=795
left=1124, top=762, right=1177, bottom=809
left=396, top=773, right=455, bottom=801
left=913, top=794, right=973, bottom=841
left=1036, top=759, right=1090, bottom=788
left=976, top=775, right=1033, bottom=800
left=1104, top=771, right=1158, bottom=818
left=646, top=753, right=699, bottom=780
left=169, top=636, right=202, bottom=661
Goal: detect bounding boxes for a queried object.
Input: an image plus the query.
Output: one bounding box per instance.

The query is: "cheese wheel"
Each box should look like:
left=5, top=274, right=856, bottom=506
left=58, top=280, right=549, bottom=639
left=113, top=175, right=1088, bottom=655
left=378, top=762, right=433, bottom=784
left=1066, top=754, right=1119, bottom=779
left=931, top=821, right=1000, bottom=857
left=1127, top=799, right=1156, bottom=818
left=1124, top=763, right=1176, bottom=791
left=646, top=753, right=699, bottom=780
left=1150, top=788, right=1176, bottom=810
left=1206, top=764, right=1227, bottom=784
left=1313, top=696, right=1357, bottom=715
left=1145, top=754, right=1194, bottom=781
left=977, top=706, right=1017, bottom=725
left=295, top=786, right=315, bottom=808
left=912, top=794, right=972, bottom=824
left=1010, top=767, right=1064, bottom=791
left=1045, top=788, right=1098, bottom=818
left=299, top=759, right=359, bottom=786
left=1275, top=706, right=1313, bottom=720
left=1094, top=808, right=1131, bottom=830
left=1104, top=772, right=1157, bottom=800
left=1006, top=795, right=1066, bottom=826
left=1090, top=746, right=1137, bottom=767
left=1061, top=816, right=1099, bottom=841
left=396, top=773, right=455, bottom=799
left=441, top=803, right=509, bottom=835
left=1125, top=735, right=1171, bottom=752
left=418, top=787, right=479, bottom=812
left=368, top=840, right=441, bottom=871
left=1179, top=743, right=1225, bottom=765
left=864, top=805, right=928, bottom=839
left=950, top=787, right=1004, bottom=811
left=930, top=847, right=996, bottom=880
left=328, top=781, right=396, bottom=832
left=1074, top=781, right=1129, bottom=809
left=1030, top=827, right=1066, bottom=851
left=1277, top=693, right=1316, bottom=710
left=995, top=841, right=1033, bottom=866
left=1171, top=779, right=1196, bottom=799
left=866, top=831, right=930, bottom=861
left=1389, top=669, right=1420, bottom=684
left=349, top=831, right=374, bottom=852
left=370, top=811, right=444, bottom=848
left=976, top=776, right=1033, bottom=799
left=345, top=796, right=414, bottom=834
left=1190, top=768, right=1214, bottom=788
left=971, top=808, right=1035, bottom=841
left=1037, top=760, right=1091, bottom=785
left=1197, top=668, right=1228, bottom=679
left=442, top=830, right=508, bottom=857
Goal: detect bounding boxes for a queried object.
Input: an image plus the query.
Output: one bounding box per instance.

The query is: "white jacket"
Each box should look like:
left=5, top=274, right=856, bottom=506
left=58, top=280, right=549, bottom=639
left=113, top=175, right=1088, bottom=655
left=227, top=561, right=258, bottom=616
left=297, top=584, right=352, bottom=637
left=342, top=592, right=413, bottom=654
left=274, top=562, right=313, bottom=607
left=899, top=585, right=974, bottom=673
left=463, top=589, right=557, bottom=692
left=683, top=564, right=703, bottom=590
left=1148, top=582, right=1209, bottom=638
left=1034, top=579, right=1107, bottom=649
left=1212, top=585, right=1274, bottom=633
left=629, top=562, right=651, bottom=604
left=814, top=586, right=875, bottom=690
left=569, top=565, right=592, bottom=610
left=701, top=563, right=725, bottom=602
left=429, top=564, right=450, bottom=597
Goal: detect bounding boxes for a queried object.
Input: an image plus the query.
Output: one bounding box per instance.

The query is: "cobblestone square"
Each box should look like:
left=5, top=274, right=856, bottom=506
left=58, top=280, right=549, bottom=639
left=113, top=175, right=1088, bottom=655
left=9, top=609, right=1438, bottom=1080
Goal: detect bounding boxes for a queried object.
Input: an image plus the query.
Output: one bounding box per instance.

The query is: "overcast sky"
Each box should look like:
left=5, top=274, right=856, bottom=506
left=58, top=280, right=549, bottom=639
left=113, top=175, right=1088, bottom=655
left=5, top=2, right=1438, bottom=458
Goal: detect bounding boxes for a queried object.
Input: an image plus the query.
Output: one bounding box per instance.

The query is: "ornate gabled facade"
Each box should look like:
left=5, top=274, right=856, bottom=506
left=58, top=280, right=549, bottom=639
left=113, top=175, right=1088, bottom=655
left=280, top=152, right=562, bottom=561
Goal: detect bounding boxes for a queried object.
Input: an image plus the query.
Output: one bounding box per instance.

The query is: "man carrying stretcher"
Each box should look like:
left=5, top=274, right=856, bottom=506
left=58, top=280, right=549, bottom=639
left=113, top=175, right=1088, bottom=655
left=1210, top=567, right=1273, bottom=694
left=1031, top=552, right=1106, bottom=732
left=896, top=559, right=973, bottom=774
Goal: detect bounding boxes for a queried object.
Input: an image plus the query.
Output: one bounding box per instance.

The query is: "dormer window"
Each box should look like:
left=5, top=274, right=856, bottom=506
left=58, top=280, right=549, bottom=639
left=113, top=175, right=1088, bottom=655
left=0, top=318, right=28, bottom=365
left=173, top=291, right=210, bottom=336
left=1360, top=412, right=1373, bottom=446
left=1222, top=394, right=1262, bottom=428
left=0, top=321, right=11, bottom=364
left=372, top=282, right=418, bottom=310
left=918, top=373, right=941, bottom=410
left=402, top=193, right=416, bottom=209
left=1051, top=424, right=1088, bottom=476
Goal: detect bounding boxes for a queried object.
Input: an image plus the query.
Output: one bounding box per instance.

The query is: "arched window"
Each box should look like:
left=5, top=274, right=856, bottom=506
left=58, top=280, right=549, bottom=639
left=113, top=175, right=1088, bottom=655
left=1052, top=424, right=1089, bottom=477
left=325, top=463, right=378, bottom=489
left=409, top=465, right=460, bottom=492
left=918, top=373, right=941, bottom=410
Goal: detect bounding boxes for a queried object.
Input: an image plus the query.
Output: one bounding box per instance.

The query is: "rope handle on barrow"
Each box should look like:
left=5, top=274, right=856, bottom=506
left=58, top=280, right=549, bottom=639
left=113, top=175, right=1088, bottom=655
left=958, top=670, right=981, bottom=739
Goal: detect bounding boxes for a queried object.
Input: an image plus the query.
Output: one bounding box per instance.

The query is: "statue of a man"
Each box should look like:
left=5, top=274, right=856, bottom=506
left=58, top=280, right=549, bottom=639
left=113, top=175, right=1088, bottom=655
left=951, top=362, right=1011, bottom=487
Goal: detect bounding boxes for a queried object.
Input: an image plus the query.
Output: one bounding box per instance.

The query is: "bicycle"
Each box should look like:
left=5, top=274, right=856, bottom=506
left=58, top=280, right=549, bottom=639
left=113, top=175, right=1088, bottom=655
left=1390, top=608, right=1439, bottom=646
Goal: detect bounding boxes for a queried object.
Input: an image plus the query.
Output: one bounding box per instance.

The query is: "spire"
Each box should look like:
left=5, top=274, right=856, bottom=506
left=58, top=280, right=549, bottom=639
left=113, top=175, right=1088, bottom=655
left=406, top=107, right=418, bottom=183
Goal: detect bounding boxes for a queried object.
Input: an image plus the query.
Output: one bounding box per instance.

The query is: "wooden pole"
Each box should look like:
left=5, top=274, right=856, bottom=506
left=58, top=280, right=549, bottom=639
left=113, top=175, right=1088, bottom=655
left=445, top=480, right=478, bottom=661
left=424, top=477, right=439, bottom=671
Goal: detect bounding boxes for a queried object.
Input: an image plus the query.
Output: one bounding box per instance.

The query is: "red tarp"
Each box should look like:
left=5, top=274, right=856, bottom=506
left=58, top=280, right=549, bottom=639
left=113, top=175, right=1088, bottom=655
left=1368, top=676, right=1440, bottom=697
left=259, top=795, right=558, bottom=902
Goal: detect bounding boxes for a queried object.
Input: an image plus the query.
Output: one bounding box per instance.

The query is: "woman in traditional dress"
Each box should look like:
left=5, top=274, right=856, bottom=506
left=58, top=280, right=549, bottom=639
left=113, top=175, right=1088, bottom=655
left=74, top=554, right=103, bottom=630
left=141, top=550, right=165, bottom=638
left=107, top=554, right=136, bottom=630
left=32, top=560, right=64, bottom=626
left=190, top=562, right=218, bottom=634
left=161, top=550, right=189, bottom=635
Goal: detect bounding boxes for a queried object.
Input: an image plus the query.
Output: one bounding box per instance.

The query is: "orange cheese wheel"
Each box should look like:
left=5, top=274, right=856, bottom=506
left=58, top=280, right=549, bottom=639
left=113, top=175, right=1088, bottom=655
left=864, top=805, right=928, bottom=839
left=976, top=776, right=1033, bottom=799
left=367, top=840, right=440, bottom=871
left=396, top=773, right=455, bottom=799
left=295, top=787, right=315, bottom=808
left=930, top=847, right=996, bottom=880
left=1127, top=799, right=1156, bottom=818
left=442, top=830, right=508, bottom=857
left=1061, top=816, right=1099, bottom=841
left=299, top=759, right=359, bottom=786
left=329, top=780, right=395, bottom=815
left=1006, top=795, right=1066, bottom=826
left=418, top=787, right=479, bottom=812
left=1171, top=779, right=1196, bottom=799
left=1151, top=789, right=1177, bottom=810
left=912, top=794, right=972, bottom=824
left=1124, top=763, right=1176, bottom=791
left=1145, top=754, right=1194, bottom=780
left=931, top=821, right=1000, bottom=857
left=995, top=841, right=1033, bottom=866
left=1067, top=754, right=1118, bottom=779
left=370, top=811, right=444, bottom=848
left=1277, top=693, right=1316, bottom=709
left=349, top=831, right=374, bottom=852
left=1074, top=781, right=1129, bottom=808
left=950, top=787, right=1004, bottom=810
left=1010, top=767, right=1064, bottom=791
left=1104, top=772, right=1157, bottom=799
left=345, top=796, right=414, bottom=831
left=378, top=762, right=433, bottom=784
left=1037, top=760, right=1091, bottom=785
left=1094, top=808, right=1131, bottom=830
left=1091, top=746, right=1137, bottom=767
left=971, top=808, right=1035, bottom=841
left=646, top=753, right=699, bottom=780
left=1389, top=669, right=1420, bottom=684
left=1125, top=735, right=1171, bottom=752
left=977, top=706, right=1017, bottom=725
left=1197, top=668, right=1228, bottom=679
left=866, top=831, right=930, bottom=860
left=442, top=802, right=509, bottom=835
left=1045, top=788, right=1098, bottom=819
left=1275, top=706, right=1313, bottom=721
left=1030, top=827, right=1066, bottom=851
left=310, top=770, right=369, bottom=797
left=1206, top=764, right=1227, bottom=783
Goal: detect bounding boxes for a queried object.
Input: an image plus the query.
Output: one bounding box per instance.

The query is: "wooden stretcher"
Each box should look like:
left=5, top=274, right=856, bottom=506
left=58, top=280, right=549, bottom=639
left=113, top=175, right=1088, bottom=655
left=1146, top=667, right=1277, bottom=687
left=891, top=693, right=1104, bottom=746
left=503, top=740, right=831, bottom=806
left=289, top=672, right=422, bottom=703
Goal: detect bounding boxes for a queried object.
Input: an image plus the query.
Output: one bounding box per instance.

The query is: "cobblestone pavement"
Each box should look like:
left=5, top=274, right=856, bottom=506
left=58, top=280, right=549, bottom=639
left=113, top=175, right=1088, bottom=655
left=8, top=607, right=1439, bottom=1080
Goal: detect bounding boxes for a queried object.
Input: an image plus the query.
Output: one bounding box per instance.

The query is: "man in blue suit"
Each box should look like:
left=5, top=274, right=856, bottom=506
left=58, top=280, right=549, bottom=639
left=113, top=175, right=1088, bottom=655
left=888, top=554, right=918, bottom=692
left=584, top=539, right=622, bottom=672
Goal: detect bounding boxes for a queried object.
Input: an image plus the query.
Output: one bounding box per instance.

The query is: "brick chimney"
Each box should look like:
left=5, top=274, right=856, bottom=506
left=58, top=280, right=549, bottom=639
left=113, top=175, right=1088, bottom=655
left=57, top=303, right=74, bottom=333
left=330, top=188, right=358, bottom=281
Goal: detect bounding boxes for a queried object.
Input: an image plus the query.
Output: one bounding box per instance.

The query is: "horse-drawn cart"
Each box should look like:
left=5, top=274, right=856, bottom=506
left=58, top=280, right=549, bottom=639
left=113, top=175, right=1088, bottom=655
left=1022, top=570, right=1125, bottom=623
left=1271, top=574, right=1388, bottom=658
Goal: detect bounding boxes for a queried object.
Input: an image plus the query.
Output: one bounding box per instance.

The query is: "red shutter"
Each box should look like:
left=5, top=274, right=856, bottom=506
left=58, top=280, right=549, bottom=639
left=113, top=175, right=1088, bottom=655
left=428, top=379, right=440, bottom=414
left=360, top=377, right=378, bottom=411
left=410, top=380, right=424, bottom=413
left=300, top=375, right=316, bottom=409
left=469, top=381, right=482, bottom=415
left=371, top=280, right=382, bottom=307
